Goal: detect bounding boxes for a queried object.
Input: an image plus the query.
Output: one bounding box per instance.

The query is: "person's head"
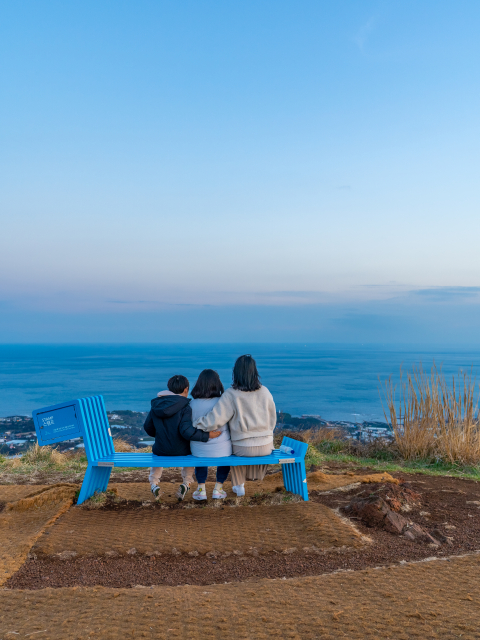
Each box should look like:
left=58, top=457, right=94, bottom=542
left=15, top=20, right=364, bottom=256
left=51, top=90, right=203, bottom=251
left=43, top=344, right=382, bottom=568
left=232, top=354, right=262, bottom=392
left=167, top=374, right=189, bottom=396
left=191, top=369, right=224, bottom=399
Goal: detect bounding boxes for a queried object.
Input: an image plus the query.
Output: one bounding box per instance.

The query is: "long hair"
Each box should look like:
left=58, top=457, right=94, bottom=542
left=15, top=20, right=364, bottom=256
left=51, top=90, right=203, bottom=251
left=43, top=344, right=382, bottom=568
left=191, top=369, right=224, bottom=399
left=232, top=354, right=262, bottom=392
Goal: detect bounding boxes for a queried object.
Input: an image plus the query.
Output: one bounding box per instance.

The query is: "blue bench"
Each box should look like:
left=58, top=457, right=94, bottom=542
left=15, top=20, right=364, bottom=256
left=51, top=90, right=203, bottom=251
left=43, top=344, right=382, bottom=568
left=32, top=395, right=309, bottom=504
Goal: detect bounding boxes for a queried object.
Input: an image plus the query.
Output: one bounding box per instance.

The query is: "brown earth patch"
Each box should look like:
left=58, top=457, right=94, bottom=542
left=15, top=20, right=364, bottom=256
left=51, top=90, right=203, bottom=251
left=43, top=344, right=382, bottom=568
left=110, top=479, right=282, bottom=503
left=110, top=470, right=399, bottom=504
left=3, top=554, right=480, bottom=639
left=0, top=484, right=51, bottom=502
left=264, top=469, right=399, bottom=490
left=0, top=487, right=76, bottom=586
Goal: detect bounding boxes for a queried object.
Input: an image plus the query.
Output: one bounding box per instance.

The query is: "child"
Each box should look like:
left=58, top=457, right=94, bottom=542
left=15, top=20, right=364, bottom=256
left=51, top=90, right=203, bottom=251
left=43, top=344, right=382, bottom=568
left=189, top=369, right=232, bottom=500
left=144, top=374, right=221, bottom=501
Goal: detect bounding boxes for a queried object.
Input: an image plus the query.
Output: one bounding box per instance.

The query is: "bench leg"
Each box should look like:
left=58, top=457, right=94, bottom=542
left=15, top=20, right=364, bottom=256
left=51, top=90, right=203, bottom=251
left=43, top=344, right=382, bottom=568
left=77, top=464, right=112, bottom=505
left=281, top=460, right=309, bottom=501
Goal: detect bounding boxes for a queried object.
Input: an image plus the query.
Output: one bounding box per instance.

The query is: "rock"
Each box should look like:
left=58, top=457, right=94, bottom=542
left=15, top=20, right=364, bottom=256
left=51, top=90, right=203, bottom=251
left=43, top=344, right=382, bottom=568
left=384, top=510, right=409, bottom=534
left=431, top=529, right=453, bottom=545
left=403, top=523, right=439, bottom=545
left=344, top=496, right=390, bottom=528
left=127, top=547, right=137, bottom=555
left=57, top=550, right=77, bottom=560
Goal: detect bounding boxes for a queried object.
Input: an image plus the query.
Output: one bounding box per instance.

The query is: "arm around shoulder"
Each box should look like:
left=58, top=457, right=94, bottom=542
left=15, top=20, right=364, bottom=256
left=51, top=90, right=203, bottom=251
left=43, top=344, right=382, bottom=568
left=179, top=405, right=209, bottom=442
left=193, top=391, right=235, bottom=431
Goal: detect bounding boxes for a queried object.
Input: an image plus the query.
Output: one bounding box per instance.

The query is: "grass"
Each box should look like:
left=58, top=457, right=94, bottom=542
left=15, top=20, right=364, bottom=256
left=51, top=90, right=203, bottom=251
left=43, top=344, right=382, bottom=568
left=3, top=417, right=480, bottom=484
left=316, top=450, right=480, bottom=480
left=278, top=421, right=480, bottom=481
left=0, top=438, right=148, bottom=480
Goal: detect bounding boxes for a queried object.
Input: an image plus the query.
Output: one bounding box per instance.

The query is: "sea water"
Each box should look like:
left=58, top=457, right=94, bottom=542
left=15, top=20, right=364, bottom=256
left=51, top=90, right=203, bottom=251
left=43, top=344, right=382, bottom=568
left=1, top=344, right=480, bottom=422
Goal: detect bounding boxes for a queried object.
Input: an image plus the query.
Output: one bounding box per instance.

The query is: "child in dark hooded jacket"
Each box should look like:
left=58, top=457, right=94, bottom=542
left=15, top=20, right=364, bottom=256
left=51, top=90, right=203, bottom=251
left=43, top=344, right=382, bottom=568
left=144, top=374, right=221, bottom=501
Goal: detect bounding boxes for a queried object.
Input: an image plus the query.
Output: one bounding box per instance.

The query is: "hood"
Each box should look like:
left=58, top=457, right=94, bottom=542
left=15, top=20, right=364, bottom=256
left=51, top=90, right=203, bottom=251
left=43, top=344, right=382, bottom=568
left=151, top=394, right=190, bottom=419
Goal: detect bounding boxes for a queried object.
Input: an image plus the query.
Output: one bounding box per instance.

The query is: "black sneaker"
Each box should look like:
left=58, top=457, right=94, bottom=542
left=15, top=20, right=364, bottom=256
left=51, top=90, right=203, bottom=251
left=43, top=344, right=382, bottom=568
left=175, top=483, right=190, bottom=501
left=151, top=485, right=162, bottom=501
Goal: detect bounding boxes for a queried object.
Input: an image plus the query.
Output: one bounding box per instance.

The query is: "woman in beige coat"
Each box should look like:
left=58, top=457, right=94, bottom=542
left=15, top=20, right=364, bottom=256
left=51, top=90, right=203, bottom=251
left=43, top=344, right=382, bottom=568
left=193, top=354, right=276, bottom=496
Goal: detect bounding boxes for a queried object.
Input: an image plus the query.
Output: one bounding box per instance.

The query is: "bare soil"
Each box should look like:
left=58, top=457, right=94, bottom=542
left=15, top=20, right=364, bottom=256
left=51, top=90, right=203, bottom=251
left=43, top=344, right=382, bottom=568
left=6, top=472, right=480, bottom=591
left=2, top=554, right=480, bottom=639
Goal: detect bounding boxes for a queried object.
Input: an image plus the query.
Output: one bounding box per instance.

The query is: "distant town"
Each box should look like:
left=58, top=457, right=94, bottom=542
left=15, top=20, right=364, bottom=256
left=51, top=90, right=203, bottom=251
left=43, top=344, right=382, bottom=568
left=0, top=410, right=393, bottom=456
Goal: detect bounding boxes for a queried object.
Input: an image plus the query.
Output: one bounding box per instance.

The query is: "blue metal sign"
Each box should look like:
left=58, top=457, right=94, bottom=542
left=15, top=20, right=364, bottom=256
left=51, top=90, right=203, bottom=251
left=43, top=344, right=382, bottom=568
left=33, top=402, right=82, bottom=445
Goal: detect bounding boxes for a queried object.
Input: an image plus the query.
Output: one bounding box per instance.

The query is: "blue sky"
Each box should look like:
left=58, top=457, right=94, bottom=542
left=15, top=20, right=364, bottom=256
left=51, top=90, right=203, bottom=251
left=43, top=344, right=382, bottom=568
left=1, top=1, right=480, bottom=343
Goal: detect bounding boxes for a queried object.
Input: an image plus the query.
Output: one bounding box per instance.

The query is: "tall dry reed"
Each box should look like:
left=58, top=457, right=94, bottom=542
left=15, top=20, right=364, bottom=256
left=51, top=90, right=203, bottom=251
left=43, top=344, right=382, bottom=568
left=381, top=364, right=480, bottom=465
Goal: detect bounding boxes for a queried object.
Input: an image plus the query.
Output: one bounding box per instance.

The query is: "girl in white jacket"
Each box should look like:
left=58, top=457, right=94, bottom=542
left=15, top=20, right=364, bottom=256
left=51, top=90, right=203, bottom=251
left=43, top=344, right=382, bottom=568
left=190, top=369, right=232, bottom=500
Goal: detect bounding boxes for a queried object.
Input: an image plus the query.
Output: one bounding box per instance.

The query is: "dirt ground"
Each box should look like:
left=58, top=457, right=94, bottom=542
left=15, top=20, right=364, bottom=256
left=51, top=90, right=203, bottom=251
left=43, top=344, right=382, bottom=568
left=1, top=553, right=479, bottom=639
left=2, top=470, right=480, bottom=638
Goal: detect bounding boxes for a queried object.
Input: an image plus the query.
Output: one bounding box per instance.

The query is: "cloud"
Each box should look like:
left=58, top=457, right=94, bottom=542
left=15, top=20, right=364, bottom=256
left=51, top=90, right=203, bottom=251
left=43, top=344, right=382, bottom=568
left=409, top=286, right=480, bottom=302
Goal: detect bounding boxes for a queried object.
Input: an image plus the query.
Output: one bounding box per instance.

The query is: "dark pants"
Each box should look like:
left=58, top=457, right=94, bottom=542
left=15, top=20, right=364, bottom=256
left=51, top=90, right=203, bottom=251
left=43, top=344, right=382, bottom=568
left=195, top=466, right=230, bottom=484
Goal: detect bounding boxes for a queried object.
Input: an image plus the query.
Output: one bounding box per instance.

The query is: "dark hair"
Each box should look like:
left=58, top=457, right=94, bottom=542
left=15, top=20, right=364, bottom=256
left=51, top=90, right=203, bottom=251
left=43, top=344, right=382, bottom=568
left=232, top=354, right=262, bottom=392
left=191, top=369, right=224, bottom=399
left=167, top=374, right=189, bottom=394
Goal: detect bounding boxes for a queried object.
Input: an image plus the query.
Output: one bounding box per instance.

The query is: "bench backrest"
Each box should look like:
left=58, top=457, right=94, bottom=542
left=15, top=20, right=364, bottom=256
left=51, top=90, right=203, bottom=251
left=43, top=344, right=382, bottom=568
left=280, top=434, right=309, bottom=459
left=32, top=395, right=114, bottom=463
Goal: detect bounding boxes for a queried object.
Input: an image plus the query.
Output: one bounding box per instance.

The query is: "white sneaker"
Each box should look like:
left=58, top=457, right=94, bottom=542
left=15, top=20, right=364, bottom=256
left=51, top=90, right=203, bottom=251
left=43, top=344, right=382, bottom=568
left=232, top=484, right=245, bottom=497
left=212, top=488, right=227, bottom=499
left=193, top=487, right=208, bottom=501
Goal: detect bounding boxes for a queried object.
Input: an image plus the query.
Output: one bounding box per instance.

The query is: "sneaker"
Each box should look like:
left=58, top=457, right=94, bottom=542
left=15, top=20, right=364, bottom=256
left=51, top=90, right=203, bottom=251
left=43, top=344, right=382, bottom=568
left=193, top=487, right=208, bottom=501
left=175, top=483, right=190, bottom=501
left=232, top=484, right=245, bottom=497
left=212, top=488, right=227, bottom=499
left=151, top=485, right=162, bottom=501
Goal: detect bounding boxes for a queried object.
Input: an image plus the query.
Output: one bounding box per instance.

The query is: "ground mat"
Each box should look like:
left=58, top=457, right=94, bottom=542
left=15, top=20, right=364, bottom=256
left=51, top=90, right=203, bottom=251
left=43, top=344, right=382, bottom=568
left=1, top=554, right=479, bottom=639
left=32, top=501, right=363, bottom=557
left=0, top=484, right=51, bottom=503
left=0, top=485, right=77, bottom=586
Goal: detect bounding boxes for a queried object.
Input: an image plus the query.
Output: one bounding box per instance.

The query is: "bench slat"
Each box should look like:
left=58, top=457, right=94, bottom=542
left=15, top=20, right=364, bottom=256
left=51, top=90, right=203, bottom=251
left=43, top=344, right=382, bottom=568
left=96, top=450, right=300, bottom=468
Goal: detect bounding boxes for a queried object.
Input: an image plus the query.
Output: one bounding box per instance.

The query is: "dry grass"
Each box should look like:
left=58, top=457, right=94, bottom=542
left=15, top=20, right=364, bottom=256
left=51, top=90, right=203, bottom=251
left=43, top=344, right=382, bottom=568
left=302, top=427, right=345, bottom=445
left=382, top=363, right=480, bottom=465
left=112, top=437, right=136, bottom=452
left=0, top=443, right=70, bottom=469
left=23, top=443, right=69, bottom=466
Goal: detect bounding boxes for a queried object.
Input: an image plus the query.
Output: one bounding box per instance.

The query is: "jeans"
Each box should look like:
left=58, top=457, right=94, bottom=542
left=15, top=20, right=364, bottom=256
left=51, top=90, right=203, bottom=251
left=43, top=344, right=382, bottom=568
left=195, top=466, right=230, bottom=484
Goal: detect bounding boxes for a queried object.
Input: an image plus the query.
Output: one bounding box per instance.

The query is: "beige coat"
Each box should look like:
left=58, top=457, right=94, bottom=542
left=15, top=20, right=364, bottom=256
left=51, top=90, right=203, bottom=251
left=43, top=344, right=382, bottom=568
left=193, top=386, right=276, bottom=447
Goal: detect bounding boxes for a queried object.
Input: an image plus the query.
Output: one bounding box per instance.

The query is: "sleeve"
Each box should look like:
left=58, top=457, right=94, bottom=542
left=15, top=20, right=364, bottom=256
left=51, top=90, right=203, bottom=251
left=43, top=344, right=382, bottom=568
left=178, top=406, right=209, bottom=442
left=143, top=411, right=156, bottom=437
left=193, top=392, right=235, bottom=432
left=268, top=392, right=277, bottom=431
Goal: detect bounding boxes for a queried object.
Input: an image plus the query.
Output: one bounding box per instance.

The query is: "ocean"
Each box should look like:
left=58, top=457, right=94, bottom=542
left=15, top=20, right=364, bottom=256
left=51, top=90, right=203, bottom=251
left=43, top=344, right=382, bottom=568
left=1, top=344, right=480, bottom=422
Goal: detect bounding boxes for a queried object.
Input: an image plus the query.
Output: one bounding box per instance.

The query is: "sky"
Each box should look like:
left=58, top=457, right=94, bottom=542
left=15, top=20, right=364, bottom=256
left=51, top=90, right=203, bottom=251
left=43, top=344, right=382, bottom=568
left=1, top=0, right=480, bottom=343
